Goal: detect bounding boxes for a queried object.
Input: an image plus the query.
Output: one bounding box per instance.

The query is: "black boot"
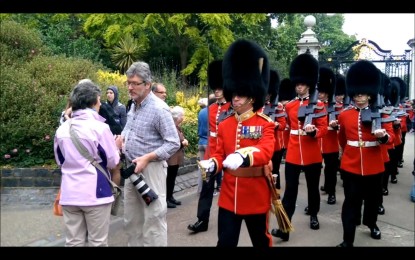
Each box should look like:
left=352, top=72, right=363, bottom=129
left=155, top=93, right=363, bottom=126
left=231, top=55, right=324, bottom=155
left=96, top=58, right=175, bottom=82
left=327, top=194, right=336, bottom=205
left=369, top=225, right=381, bottom=239
left=168, top=196, right=182, bottom=205
left=271, top=229, right=289, bottom=241
left=187, top=220, right=208, bottom=233
left=337, top=241, right=354, bottom=247
left=310, top=215, right=320, bottom=230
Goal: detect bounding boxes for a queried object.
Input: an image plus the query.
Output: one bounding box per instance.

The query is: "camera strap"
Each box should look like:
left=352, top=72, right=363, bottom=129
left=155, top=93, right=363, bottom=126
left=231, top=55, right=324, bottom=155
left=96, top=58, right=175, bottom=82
left=68, top=120, right=119, bottom=190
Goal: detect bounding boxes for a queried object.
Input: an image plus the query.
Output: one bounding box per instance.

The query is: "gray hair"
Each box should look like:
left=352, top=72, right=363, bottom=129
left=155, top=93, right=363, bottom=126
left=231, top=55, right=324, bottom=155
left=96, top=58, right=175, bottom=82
left=70, top=81, right=101, bottom=111
left=170, top=106, right=184, bottom=120
left=126, top=61, right=152, bottom=83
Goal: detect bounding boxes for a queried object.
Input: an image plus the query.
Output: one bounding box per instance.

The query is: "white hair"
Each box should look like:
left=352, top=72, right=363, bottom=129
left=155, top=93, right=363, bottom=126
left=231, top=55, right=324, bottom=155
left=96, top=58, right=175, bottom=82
left=170, top=106, right=184, bottom=120
left=197, top=98, right=208, bottom=108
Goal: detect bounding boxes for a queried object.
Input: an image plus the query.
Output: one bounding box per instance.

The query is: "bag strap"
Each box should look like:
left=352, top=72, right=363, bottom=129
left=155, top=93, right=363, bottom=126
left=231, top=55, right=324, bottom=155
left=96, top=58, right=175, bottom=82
left=69, top=120, right=118, bottom=188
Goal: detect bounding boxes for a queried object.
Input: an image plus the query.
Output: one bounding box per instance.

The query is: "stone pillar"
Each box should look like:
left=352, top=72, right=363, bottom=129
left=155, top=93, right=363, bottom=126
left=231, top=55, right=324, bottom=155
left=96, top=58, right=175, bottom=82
left=296, top=15, right=320, bottom=60
left=407, top=38, right=415, bottom=100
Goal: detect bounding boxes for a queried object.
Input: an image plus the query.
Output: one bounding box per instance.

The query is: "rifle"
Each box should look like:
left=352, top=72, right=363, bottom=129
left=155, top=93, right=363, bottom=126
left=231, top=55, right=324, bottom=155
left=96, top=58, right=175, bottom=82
left=327, top=93, right=337, bottom=123
left=361, top=93, right=382, bottom=134
left=298, top=89, right=326, bottom=128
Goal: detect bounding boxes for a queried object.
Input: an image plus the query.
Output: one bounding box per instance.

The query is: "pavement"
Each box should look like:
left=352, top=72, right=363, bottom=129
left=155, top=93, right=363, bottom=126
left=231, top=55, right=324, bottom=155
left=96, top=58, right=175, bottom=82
left=1, top=134, right=414, bottom=247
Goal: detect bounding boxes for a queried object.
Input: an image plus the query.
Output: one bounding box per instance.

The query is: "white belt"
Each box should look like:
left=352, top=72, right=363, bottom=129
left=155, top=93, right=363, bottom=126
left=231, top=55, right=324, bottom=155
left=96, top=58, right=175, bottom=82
left=347, top=140, right=379, bottom=148
left=290, top=129, right=307, bottom=136
left=209, top=131, right=217, bottom=137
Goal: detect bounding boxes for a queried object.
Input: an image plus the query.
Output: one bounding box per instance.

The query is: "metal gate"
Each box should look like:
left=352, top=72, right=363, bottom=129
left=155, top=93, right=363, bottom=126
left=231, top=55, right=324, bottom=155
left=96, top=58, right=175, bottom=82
left=319, top=38, right=412, bottom=97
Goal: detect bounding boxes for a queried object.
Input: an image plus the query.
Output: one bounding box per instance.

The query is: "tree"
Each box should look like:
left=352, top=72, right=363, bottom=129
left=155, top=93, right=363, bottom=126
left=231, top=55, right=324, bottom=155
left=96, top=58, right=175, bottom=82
left=83, top=13, right=268, bottom=89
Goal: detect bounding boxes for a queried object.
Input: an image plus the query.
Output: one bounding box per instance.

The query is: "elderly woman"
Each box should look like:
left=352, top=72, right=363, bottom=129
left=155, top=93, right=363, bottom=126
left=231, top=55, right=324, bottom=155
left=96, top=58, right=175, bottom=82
left=54, top=80, right=120, bottom=247
left=166, top=106, right=189, bottom=208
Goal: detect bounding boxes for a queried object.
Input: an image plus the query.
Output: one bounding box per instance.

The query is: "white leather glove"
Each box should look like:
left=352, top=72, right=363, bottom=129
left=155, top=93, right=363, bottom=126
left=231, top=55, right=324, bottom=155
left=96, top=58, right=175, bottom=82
left=198, top=159, right=215, bottom=173
left=223, top=153, right=244, bottom=170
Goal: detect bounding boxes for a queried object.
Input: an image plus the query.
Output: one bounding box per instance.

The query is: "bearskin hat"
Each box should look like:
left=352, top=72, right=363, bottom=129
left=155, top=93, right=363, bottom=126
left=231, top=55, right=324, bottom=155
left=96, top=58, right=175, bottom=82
left=385, top=77, right=400, bottom=107
left=390, top=77, right=407, bottom=103
left=279, top=78, right=296, bottom=101
left=346, top=60, right=380, bottom=102
left=268, top=69, right=280, bottom=104
left=318, top=66, right=336, bottom=99
left=207, top=60, right=223, bottom=91
left=335, top=73, right=346, bottom=96
left=289, top=53, right=319, bottom=94
left=222, top=39, right=269, bottom=112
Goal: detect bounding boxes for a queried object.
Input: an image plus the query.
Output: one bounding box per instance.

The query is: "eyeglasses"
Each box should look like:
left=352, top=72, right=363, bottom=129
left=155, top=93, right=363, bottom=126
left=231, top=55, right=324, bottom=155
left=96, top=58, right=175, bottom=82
left=125, top=81, right=145, bottom=87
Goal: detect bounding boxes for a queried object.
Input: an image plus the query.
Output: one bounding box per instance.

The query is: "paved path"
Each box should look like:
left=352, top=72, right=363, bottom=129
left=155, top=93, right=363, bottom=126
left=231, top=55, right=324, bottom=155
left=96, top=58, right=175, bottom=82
left=1, top=134, right=414, bottom=247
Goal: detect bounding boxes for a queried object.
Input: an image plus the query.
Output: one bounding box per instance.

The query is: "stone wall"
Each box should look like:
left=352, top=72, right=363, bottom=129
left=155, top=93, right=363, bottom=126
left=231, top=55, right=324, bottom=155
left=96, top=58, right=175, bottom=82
left=1, top=157, right=198, bottom=206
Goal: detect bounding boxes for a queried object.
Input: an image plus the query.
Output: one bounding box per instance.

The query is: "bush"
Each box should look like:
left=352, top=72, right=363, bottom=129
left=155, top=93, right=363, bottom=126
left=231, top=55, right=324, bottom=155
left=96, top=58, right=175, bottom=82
left=1, top=56, right=105, bottom=167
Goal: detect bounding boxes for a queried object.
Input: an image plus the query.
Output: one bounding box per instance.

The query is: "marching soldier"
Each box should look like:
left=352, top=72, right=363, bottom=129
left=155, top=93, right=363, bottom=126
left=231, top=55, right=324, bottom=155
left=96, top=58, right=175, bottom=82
left=278, top=78, right=296, bottom=167
left=337, top=60, right=394, bottom=247
left=317, top=66, right=339, bottom=205
left=188, top=60, right=231, bottom=233
left=271, top=53, right=328, bottom=242
left=199, top=39, right=275, bottom=247
left=262, top=69, right=286, bottom=190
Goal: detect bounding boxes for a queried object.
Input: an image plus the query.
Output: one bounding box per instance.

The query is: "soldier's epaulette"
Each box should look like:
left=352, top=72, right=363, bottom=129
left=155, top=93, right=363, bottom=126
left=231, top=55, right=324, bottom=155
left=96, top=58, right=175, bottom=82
left=343, top=106, right=354, bottom=112
left=381, top=107, right=393, bottom=115
left=219, top=111, right=235, bottom=122
left=257, top=113, right=274, bottom=122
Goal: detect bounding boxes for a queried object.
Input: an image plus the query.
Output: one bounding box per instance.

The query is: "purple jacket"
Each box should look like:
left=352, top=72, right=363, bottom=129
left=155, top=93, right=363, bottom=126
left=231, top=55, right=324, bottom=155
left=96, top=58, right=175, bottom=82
left=54, top=109, right=120, bottom=206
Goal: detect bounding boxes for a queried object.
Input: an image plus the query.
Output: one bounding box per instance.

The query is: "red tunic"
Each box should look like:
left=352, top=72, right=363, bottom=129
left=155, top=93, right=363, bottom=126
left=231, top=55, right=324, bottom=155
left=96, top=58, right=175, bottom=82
left=338, top=107, right=394, bottom=175
left=319, top=101, right=340, bottom=154
left=211, top=111, right=275, bottom=215
left=260, top=102, right=287, bottom=152
left=205, top=101, right=231, bottom=159
left=285, top=98, right=328, bottom=165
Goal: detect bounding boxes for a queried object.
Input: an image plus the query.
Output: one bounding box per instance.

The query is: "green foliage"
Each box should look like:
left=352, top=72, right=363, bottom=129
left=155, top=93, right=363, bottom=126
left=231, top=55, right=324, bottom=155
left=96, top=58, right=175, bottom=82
left=0, top=20, right=46, bottom=64
left=110, top=35, right=146, bottom=74
left=0, top=21, right=105, bottom=167
left=181, top=122, right=198, bottom=156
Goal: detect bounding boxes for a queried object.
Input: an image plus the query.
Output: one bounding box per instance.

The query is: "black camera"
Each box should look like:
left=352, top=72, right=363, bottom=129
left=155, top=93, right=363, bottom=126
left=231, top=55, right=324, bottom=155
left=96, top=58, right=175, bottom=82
left=121, top=163, right=158, bottom=206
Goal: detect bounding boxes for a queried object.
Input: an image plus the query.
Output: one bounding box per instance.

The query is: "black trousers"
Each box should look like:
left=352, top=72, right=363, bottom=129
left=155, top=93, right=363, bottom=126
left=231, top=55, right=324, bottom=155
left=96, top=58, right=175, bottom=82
left=217, top=207, right=271, bottom=247
left=382, top=148, right=398, bottom=191
left=282, top=162, right=322, bottom=219
left=271, top=149, right=285, bottom=189
left=395, top=131, right=406, bottom=162
left=166, top=165, right=179, bottom=200
left=340, top=170, right=382, bottom=244
left=322, top=152, right=339, bottom=195
left=196, top=171, right=222, bottom=221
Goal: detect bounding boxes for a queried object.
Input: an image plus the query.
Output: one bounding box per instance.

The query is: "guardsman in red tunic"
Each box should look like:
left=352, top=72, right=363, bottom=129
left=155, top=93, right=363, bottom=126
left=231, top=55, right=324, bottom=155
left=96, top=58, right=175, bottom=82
left=390, top=77, right=409, bottom=169
left=337, top=60, right=394, bottom=248
left=262, top=70, right=286, bottom=190
left=276, top=78, right=296, bottom=186
left=199, top=39, right=275, bottom=247
left=188, top=60, right=231, bottom=233
left=317, top=67, right=339, bottom=205
left=271, top=53, right=328, bottom=242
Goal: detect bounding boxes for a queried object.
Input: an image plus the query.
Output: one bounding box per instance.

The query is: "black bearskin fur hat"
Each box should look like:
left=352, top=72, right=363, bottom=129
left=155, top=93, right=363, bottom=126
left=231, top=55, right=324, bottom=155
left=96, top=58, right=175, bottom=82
left=318, top=66, right=336, bottom=99
left=268, top=69, right=280, bottom=104
left=385, top=76, right=400, bottom=107
left=208, top=60, right=223, bottom=91
left=222, top=39, right=269, bottom=112
left=346, top=60, right=380, bottom=102
left=390, top=77, right=407, bottom=103
left=335, top=73, right=346, bottom=96
left=289, top=53, right=319, bottom=94
left=279, top=78, right=296, bottom=101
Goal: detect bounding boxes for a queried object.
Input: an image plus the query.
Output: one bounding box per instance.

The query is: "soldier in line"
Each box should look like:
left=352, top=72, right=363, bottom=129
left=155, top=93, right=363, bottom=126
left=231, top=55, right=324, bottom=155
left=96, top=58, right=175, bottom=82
left=261, top=69, right=286, bottom=190
left=271, top=53, right=328, bottom=242
left=317, top=67, right=339, bottom=205
left=336, top=60, right=394, bottom=247
left=199, top=39, right=276, bottom=247
left=187, top=60, right=231, bottom=233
